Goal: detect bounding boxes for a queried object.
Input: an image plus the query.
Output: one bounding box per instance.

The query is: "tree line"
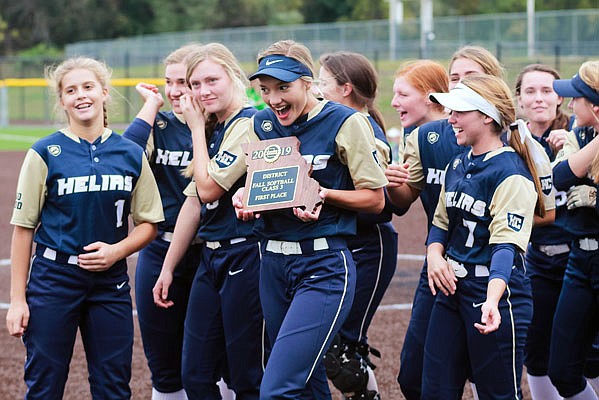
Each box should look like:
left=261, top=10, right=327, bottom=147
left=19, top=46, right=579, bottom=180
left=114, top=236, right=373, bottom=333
left=0, top=0, right=594, bottom=56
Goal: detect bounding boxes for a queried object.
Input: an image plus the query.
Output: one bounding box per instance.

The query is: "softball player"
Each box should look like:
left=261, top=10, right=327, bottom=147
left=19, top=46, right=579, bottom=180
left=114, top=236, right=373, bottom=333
left=166, top=43, right=265, bottom=400
left=548, top=60, right=599, bottom=400
left=6, top=57, right=164, bottom=399
left=316, top=51, right=396, bottom=400
left=122, top=44, right=204, bottom=400
left=423, top=74, right=546, bottom=399
left=385, top=46, right=505, bottom=400
left=234, top=39, right=388, bottom=399
left=514, top=63, right=575, bottom=399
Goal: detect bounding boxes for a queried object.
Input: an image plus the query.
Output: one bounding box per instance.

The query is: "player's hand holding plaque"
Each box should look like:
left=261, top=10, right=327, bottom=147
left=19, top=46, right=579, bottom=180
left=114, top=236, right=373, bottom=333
left=242, top=136, right=322, bottom=213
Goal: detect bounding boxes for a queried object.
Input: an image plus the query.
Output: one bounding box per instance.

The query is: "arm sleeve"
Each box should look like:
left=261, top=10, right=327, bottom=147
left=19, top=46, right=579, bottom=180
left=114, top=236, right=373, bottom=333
left=130, top=156, right=165, bottom=225
left=10, top=149, right=47, bottom=228
left=123, top=118, right=153, bottom=152
left=207, top=117, right=255, bottom=191
left=488, top=175, right=536, bottom=252
left=427, top=225, right=448, bottom=246
left=335, top=113, right=388, bottom=189
left=553, top=160, right=582, bottom=191
left=489, top=243, right=516, bottom=284
left=403, top=128, right=426, bottom=191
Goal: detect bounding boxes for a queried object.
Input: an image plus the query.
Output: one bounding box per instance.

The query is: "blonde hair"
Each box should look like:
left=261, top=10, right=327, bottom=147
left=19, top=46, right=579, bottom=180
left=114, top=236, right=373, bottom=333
left=578, top=60, right=599, bottom=181
left=449, top=46, right=505, bottom=79
left=183, top=43, right=249, bottom=177
left=164, top=42, right=203, bottom=66
left=257, top=40, right=315, bottom=83
left=395, top=60, right=448, bottom=113
left=463, top=74, right=545, bottom=217
left=45, top=57, right=112, bottom=127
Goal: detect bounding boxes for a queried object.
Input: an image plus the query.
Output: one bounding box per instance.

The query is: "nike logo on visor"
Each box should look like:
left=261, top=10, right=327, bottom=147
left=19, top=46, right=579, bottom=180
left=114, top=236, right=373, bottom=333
left=265, top=59, right=284, bottom=66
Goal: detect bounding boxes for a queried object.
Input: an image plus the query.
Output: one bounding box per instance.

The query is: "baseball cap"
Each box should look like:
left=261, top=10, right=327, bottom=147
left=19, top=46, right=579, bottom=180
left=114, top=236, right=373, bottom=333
left=553, top=74, right=599, bottom=105
left=249, top=55, right=313, bottom=82
left=429, top=82, right=502, bottom=125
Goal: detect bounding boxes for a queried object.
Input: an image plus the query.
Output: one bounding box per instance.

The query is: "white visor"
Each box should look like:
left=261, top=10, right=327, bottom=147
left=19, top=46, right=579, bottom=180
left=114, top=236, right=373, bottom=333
left=429, top=83, right=502, bottom=126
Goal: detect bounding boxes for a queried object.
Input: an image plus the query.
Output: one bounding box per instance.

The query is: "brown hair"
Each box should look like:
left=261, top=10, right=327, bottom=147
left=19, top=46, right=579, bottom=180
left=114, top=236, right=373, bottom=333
left=515, top=63, right=570, bottom=131
left=45, top=57, right=112, bottom=127
left=463, top=74, right=546, bottom=217
left=319, top=51, right=385, bottom=133
left=395, top=60, right=448, bottom=113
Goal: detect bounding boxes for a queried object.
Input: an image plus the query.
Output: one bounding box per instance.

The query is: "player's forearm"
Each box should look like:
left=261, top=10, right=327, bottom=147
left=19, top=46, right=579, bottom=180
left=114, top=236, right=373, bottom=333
left=10, top=226, right=34, bottom=302
left=135, top=97, right=162, bottom=126
left=485, top=278, right=507, bottom=307
left=323, top=187, right=384, bottom=213
left=387, top=184, right=419, bottom=209
left=162, top=200, right=201, bottom=273
left=116, top=222, right=158, bottom=260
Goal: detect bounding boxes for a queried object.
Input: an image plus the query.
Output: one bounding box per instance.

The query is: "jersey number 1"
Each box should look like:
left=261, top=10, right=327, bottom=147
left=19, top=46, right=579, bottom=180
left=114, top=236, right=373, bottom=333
left=115, top=199, right=125, bottom=228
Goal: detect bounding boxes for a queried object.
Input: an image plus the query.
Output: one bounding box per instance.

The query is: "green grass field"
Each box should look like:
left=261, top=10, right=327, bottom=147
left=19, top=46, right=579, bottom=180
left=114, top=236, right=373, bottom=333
left=0, top=126, right=53, bottom=151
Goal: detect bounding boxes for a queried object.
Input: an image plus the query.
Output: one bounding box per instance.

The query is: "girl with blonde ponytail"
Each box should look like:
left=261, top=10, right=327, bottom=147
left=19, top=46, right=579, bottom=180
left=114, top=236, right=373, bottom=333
left=422, top=74, right=544, bottom=399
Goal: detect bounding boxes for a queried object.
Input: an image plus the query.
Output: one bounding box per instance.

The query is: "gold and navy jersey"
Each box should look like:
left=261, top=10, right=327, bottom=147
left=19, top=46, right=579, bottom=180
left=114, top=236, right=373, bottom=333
left=11, top=129, right=164, bottom=255
left=432, top=147, right=536, bottom=265
left=403, top=119, right=465, bottom=237
left=123, top=111, right=193, bottom=233
left=251, top=100, right=387, bottom=241
left=199, top=106, right=257, bottom=241
left=554, top=126, right=599, bottom=237
left=529, top=126, right=572, bottom=245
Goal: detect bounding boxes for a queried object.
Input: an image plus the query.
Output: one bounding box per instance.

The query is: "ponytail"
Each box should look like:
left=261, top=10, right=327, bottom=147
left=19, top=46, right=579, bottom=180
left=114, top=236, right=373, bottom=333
left=508, top=123, right=546, bottom=217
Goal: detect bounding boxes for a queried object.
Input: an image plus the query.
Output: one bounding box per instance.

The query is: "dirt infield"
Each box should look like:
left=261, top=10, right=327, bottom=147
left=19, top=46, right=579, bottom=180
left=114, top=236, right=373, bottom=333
left=0, top=150, right=523, bottom=399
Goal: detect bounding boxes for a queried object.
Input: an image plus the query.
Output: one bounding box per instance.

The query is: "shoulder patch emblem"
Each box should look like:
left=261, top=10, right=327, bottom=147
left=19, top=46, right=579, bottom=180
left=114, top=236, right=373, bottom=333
left=452, top=158, right=461, bottom=170
left=540, top=175, right=553, bottom=196
left=214, top=150, right=237, bottom=168
left=427, top=131, right=439, bottom=144
left=261, top=120, right=273, bottom=132
left=156, top=119, right=167, bottom=130
left=507, top=213, right=524, bottom=232
left=47, top=145, right=61, bottom=157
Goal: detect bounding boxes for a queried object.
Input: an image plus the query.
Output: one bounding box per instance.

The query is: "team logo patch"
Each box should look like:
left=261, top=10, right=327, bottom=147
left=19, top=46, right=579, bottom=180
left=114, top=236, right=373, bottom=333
left=214, top=150, right=237, bottom=168
left=507, top=213, right=524, bottom=232
left=156, top=119, right=167, bottom=130
left=540, top=175, right=553, bottom=196
left=47, top=145, right=61, bottom=157
left=452, top=158, right=461, bottom=170
left=427, top=131, right=439, bottom=144
left=263, top=144, right=282, bottom=163
left=261, top=120, right=273, bottom=132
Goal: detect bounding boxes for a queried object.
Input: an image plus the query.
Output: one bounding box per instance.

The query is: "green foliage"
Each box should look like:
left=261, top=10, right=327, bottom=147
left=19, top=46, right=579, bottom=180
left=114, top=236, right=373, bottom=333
left=18, top=44, right=62, bottom=58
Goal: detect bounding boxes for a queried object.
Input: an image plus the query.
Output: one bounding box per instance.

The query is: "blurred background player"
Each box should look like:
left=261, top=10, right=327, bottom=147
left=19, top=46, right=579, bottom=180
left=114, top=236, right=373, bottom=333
left=424, top=74, right=546, bottom=399
left=6, top=56, right=164, bottom=399
left=385, top=45, right=505, bottom=400
left=122, top=43, right=203, bottom=400
left=549, top=60, right=599, bottom=400
left=317, top=50, right=396, bottom=400
left=514, top=63, right=576, bottom=399
left=172, top=43, right=265, bottom=400
left=234, top=39, right=387, bottom=399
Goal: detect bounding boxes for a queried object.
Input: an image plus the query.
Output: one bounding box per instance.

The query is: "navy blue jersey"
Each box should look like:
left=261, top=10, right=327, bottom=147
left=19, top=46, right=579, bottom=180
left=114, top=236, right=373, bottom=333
left=199, top=106, right=257, bottom=241
left=11, top=129, right=164, bottom=255
left=404, top=119, right=464, bottom=237
left=529, top=127, right=573, bottom=245
left=251, top=101, right=387, bottom=241
left=434, top=148, right=536, bottom=265
left=357, top=115, right=393, bottom=227
left=554, top=126, right=599, bottom=237
left=123, top=111, right=192, bottom=233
